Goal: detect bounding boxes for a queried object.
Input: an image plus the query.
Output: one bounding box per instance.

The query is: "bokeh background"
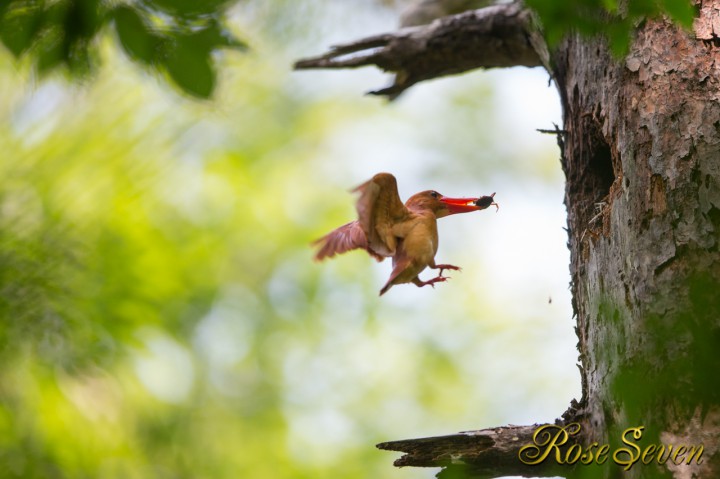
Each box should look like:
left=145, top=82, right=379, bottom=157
left=0, top=1, right=579, bottom=478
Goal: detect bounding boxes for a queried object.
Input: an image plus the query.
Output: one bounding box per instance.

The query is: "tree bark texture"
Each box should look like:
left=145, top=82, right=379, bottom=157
left=554, top=6, right=720, bottom=478
left=295, top=2, right=720, bottom=477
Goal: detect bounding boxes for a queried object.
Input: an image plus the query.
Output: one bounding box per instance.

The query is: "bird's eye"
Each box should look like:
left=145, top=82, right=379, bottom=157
left=430, top=191, right=439, bottom=198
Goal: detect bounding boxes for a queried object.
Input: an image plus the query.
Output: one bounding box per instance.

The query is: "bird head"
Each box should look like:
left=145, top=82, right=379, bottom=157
left=406, top=190, right=492, bottom=218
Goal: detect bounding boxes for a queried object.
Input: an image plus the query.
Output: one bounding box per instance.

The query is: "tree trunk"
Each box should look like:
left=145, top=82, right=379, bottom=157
left=554, top=11, right=720, bottom=479
left=295, top=3, right=720, bottom=477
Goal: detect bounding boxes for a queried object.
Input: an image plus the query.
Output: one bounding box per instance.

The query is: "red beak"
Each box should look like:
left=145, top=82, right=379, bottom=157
left=440, top=193, right=498, bottom=214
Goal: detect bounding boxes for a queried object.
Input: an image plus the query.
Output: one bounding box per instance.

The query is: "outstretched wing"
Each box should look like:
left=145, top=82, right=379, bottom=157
left=353, top=173, right=409, bottom=257
left=312, top=220, right=384, bottom=262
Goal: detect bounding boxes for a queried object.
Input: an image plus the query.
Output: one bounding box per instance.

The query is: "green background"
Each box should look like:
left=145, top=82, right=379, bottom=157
left=0, top=1, right=580, bottom=477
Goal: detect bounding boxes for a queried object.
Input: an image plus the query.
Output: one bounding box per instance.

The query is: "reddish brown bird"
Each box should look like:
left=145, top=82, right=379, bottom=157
left=313, top=173, right=497, bottom=295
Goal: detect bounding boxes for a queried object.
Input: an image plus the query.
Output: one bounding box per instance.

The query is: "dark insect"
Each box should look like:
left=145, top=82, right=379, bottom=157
left=475, top=192, right=499, bottom=211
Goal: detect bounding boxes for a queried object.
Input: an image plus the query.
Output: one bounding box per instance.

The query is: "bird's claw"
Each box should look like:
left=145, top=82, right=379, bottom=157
left=433, top=263, right=461, bottom=277
left=417, top=275, right=450, bottom=289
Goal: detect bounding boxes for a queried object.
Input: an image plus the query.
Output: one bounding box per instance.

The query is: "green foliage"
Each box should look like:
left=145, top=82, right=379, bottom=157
left=526, top=0, right=695, bottom=55
left=0, top=0, right=245, bottom=98
left=0, top=2, right=578, bottom=478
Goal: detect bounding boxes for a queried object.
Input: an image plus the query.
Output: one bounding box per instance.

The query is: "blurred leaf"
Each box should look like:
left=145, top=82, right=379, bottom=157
left=35, top=28, right=66, bottom=75
left=63, top=0, right=103, bottom=41
left=113, top=6, right=164, bottom=65
left=0, top=1, right=45, bottom=57
left=527, top=0, right=696, bottom=54
left=607, top=21, right=630, bottom=57
left=164, top=34, right=216, bottom=98
left=0, top=0, right=241, bottom=98
left=660, top=0, right=695, bottom=28
left=601, top=0, right=618, bottom=13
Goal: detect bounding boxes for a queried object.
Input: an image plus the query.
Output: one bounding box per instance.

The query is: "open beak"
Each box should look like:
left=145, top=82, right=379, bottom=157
left=440, top=193, right=499, bottom=214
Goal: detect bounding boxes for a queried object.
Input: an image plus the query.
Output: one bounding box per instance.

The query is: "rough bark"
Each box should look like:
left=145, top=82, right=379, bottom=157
left=554, top=7, right=720, bottom=479
left=294, top=2, right=720, bottom=478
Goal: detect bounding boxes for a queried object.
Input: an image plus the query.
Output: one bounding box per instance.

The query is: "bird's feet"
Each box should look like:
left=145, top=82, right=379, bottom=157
left=413, top=275, right=450, bottom=289
left=430, top=263, right=461, bottom=277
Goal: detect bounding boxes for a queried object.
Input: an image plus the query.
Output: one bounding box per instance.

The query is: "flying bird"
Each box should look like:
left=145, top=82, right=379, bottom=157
left=313, top=173, right=497, bottom=295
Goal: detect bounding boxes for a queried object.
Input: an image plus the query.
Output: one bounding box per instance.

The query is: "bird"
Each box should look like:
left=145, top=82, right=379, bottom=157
left=313, top=172, right=497, bottom=295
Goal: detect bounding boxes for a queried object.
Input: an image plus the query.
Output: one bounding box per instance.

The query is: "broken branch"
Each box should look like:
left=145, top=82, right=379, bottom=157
left=377, top=423, right=577, bottom=478
left=294, top=2, right=544, bottom=98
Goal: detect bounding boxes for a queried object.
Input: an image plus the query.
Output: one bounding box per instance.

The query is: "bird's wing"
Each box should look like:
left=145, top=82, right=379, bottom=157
left=312, top=220, right=384, bottom=262
left=353, top=173, right=409, bottom=257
